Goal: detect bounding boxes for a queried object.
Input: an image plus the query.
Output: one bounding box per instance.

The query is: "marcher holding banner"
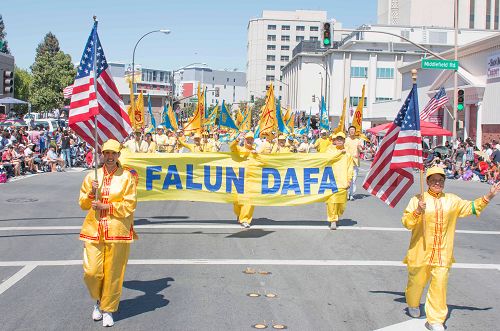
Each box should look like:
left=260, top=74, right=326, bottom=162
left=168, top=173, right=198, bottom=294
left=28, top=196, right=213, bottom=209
left=154, top=126, right=169, bottom=152
left=402, top=166, right=500, bottom=331
left=230, top=131, right=257, bottom=228
left=178, top=133, right=206, bottom=152
left=313, top=129, right=331, bottom=152
left=258, top=131, right=275, bottom=154
left=78, top=139, right=137, bottom=327
left=345, top=126, right=363, bottom=200
left=325, top=132, right=354, bottom=230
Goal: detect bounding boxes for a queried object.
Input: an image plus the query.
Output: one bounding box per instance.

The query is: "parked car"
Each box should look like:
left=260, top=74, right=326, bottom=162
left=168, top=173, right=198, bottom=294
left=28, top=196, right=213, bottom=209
left=33, top=119, right=60, bottom=132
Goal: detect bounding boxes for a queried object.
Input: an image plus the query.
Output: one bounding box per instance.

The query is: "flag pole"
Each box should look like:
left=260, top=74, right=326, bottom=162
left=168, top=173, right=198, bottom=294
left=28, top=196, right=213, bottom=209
left=412, top=68, right=426, bottom=246
left=92, top=16, right=99, bottom=196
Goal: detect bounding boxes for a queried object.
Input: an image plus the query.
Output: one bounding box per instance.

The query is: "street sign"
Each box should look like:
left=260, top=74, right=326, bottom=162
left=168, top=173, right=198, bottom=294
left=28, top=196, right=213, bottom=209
left=421, top=59, right=459, bottom=70
left=189, top=98, right=198, bottom=103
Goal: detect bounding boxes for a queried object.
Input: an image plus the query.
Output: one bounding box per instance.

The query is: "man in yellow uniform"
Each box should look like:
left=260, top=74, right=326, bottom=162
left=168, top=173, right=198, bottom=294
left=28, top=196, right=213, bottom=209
left=154, top=125, right=169, bottom=152
left=313, top=129, right=331, bottom=152
left=344, top=126, right=363, bottom=200
left=208, top=132, right=222, bottom=152
left=139, top=132, right=157, bottom=153
left=78, top=139, right=138, bottom=327
left=272, top=135, right=292, bottom=153
left=178, top=132, right=205, bottom=152
left=402, top=167, right=500, bottom=331
left=163, top=129, right=177, bottom=153
left=230, top=131, right=257, bottom=228
left=297, top=135, right=312, bottom=153
left=325, top=132, right=354, bottom=230
left=124, top=131, right=142, bottom=153
left=258, top=131, right=275, bottom=154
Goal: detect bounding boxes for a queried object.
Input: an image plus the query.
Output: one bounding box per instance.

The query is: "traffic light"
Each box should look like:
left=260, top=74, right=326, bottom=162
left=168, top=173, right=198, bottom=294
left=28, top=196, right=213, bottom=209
left=3, top=70, right=13, bottom=94
left=250, top=95, right=255, bottom=103
left=215, top=87, right=220, bottom=97
left=457, top=89, right=464, bottom=111
left=312, top=94, right=315, bottom=102
left=322, top=22, right=331, bottom=47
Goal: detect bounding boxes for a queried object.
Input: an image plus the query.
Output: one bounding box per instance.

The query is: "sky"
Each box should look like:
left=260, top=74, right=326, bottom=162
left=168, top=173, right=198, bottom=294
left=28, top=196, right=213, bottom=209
left=2, top=0, right=377, bottom=72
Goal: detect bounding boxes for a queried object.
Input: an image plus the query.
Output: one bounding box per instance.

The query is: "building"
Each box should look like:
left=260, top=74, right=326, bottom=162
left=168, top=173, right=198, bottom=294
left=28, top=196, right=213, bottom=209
left=247, top=10, right=341, bottom=101
left=174, top=66, right=246, bottom=108
left=0, top=52, right=15, bottom=114
left=282, top=24, right=496, bottom=122
left=378, top=0, right=500, bottom=30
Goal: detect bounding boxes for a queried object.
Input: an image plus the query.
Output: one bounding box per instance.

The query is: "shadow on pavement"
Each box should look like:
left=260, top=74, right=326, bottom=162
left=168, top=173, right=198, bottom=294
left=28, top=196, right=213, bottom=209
left=353, top=194, right=371, bottom=200
left=338, top=219, right=357, bottom=227
left=225, top=229, right=274, bottom=238
left=0, top=232, right=80, bottom=238
left=115, top=277, right=174, bottom=321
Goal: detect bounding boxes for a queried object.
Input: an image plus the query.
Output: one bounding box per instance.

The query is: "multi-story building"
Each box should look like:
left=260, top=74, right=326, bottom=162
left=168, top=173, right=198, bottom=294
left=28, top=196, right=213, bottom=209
left=247, top=10, right=341, bottom=101
left=174, top=66, right=246, bottom=108
left=378, top=0, right=500, bottom=30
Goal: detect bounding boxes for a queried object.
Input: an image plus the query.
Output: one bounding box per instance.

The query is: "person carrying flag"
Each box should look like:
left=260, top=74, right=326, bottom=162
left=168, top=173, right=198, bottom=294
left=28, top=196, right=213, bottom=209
left=325, top=132, right=354, bottom=230
left=313, top=129, right=331, bottom=153
left=78, top=139, right=137, bottom=327
left=230, top=131, right=258, bottom=228
left=402, top=167, right=500, bottom=331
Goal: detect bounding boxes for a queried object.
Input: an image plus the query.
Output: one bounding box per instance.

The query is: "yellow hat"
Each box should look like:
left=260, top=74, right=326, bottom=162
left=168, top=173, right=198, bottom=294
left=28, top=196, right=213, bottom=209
left=332, top=132, right=346, bottom=139
left=193, top=133, right=201, bottom=139
left=426, top=166, right=445, bottom=178
left=244, top=132, right=254, bottom=139
left=102, top=139, right=121, bottom=153
left=278, top=134, right=286, bottom=140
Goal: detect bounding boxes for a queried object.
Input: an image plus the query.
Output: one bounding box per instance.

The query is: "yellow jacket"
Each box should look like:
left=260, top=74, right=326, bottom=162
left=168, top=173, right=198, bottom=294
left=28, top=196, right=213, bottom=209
left=178, top=139, right=205, bottom=152
left=325, top=148, right=354, bottom=203
left=79, top=166, right=137, bottom=243
left=402, top=191, right=490, bottom=267
left=314, top=137, right=332, bottom=153
left=258, top=140, right=274, bottom=154
left=344, top=136, right=362, bottom=166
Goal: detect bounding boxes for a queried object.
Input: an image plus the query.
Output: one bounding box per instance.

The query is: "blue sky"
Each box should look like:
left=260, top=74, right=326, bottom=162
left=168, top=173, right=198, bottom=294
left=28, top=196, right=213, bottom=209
left=2, top=0, right=376, bottom=72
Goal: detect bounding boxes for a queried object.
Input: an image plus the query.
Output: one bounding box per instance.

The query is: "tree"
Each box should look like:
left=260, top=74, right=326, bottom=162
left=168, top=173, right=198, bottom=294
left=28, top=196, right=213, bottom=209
left=14, top=66, right=32, bottom=101
left=30, top=32, right=75, bottom=113
left=0, top=14, right=10, bottom=54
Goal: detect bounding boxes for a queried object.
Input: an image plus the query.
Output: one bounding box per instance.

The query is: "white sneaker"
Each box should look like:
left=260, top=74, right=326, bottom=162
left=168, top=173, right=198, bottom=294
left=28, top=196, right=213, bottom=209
left=102, top=312, right=114, bottom=327
left=407, top=307, right=420, bottom=318
left=330, top=222, right=337, bottom=230
left=425, top=322, right=445, bottom=331
left=92, top=302, right=102, bottom=321
left=241, top=222, right=250, bottom=228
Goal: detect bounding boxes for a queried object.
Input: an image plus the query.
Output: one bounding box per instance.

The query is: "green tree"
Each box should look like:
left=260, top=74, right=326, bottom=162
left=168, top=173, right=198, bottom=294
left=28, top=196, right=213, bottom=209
left=0, top=14, right=10, bottom=54
left=14, top=66, right=32, bottom=101
left=30, top=32, right=75, bottom=113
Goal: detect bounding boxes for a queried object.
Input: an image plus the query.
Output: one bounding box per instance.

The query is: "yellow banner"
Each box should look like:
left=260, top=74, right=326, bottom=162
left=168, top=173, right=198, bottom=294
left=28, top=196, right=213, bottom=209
left=121, top=151, right=352, bottom=206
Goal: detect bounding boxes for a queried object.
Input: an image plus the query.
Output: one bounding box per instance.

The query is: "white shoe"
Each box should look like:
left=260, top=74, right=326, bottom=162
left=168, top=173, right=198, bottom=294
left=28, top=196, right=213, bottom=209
left=102, top=312, right=114, bottom=327
left=425, top=322, right=445, bottom=331
left=407, top=307, right=420, bottom=318
left=92, top=302, right=102, bottom=321
left=241, top=222, right=250, bottom=228
left=349, top=195, right=355, bottom=201
left=330, top=222, right=337, bottom=230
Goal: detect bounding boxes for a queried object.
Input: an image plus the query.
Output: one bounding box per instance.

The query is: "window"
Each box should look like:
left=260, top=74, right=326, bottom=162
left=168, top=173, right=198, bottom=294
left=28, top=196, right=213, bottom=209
left=282, top=25, right=290, bottom=30
left=267, top=35, right=276, bottom=41
left=470, top=0, right=475, bottom=28
left=376, top=97, right=393, bottom=102
left=310, top=36, right=318, bottom=41
left=159, top=71, right=165, bottom=82
left=281, top=35, right=290, bottom=42
left=267, top=55, right=276, bottom=61
left=376, top=68, right=394, bottom=79
left=267, top=45, right=276, bottom=50
left=280, top=55, right=289, bottom=62
left=349, top=97, right=367, bottom=107
left=266, top=65, right=275, bottom=70
left=233, top=78, right=236, bottom=82
left=310, top=26, right=319, bottom=31
left=351, top=66, right=368, bottom=78
left=296, top=36, right=305, bottom=42
left=487, top=0, right=492, bottom=29
left=152, top=71, right=157, bottom=81
left=280, top=65, right=284, bottom=71
left=226, top=78, right=229, bottom=82
left=268, top=24, right=276, bottom=30
left=429, top=31, right=447, bottom=44
left=495, top=0, right=499, bottom=29
left=266, top=75, right=275, bottom=81
left=281, top=45, right=290, bottom=51
left=296, top=25, right=305, bottom=31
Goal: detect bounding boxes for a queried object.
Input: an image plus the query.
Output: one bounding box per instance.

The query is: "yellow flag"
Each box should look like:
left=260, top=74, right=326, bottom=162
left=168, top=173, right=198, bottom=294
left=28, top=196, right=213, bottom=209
left=283, top=106, right=292, bottom=123
left=351, top=84, right=365, bottom=136
left=241, top=104, right=252, bottom=131
left=333, top=98, right=347, bottom=134
left=257, top=83, right=277, bottom=136
left=127, top=80, right=135, bottom=129
left=184, top=83, right=204, bottom=134
left=167, top=104, right=178, bottom=131
left=134, top=92, right=145, bottom=130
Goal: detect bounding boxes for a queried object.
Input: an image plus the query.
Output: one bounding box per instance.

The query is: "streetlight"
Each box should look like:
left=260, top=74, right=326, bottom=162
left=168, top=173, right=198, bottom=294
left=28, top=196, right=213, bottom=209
left=171, top=62, right=207, bottom=125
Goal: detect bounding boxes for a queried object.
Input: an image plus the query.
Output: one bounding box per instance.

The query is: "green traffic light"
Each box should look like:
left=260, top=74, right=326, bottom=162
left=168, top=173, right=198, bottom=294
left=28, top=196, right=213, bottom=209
left=457, top=104, right=464, bottom=111
left=323, top=38, right=330, bottom=45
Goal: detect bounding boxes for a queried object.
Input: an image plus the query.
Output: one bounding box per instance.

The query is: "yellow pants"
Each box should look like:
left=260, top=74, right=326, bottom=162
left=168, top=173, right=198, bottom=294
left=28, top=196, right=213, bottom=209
left=233, top=203, right=255, bottom=224
left=405, top=265, right=450, bottom=324
left=83, top=241, right=131, bottom=312
left=326, top=202, right=346, bottom=223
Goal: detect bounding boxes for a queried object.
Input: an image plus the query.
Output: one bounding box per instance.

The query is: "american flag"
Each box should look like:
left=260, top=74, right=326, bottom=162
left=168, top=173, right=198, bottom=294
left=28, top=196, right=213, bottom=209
left=362, top=84, right=423, bottom=208
left=63, top=85, right=73, bottom=99
left=69, top=22, right=132, bottom=148
left=420, top=87, right=449, bottom=121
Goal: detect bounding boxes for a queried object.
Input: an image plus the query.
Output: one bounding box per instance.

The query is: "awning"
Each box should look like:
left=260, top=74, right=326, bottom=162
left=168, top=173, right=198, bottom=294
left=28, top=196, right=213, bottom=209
left=367, top=120, right=452, bottom=137
left=0, top=97, right=29, bottom=104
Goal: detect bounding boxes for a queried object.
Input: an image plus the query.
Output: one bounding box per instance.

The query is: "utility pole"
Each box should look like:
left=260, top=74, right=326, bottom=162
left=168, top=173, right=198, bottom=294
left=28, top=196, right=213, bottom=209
left=452, top=0, right=459, bottom=140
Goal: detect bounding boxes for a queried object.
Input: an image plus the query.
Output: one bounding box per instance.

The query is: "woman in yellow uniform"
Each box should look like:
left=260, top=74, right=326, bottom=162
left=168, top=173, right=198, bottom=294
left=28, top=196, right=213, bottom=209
left=230, top=131, right=257, bottom=228
left=402, top=166, right=500, bottom=331
left=325, top=132, right=353, bottom=230
left=78, top=139, right=137, bottom=327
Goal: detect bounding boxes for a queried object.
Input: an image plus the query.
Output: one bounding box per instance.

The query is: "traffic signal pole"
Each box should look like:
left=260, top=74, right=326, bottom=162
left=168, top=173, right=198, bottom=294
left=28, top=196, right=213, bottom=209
left=452, top=0, right=459, bottom=140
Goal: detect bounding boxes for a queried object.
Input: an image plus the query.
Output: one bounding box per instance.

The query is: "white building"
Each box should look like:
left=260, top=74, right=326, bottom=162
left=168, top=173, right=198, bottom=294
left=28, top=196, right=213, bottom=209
left=378, top=0, right=500, bottom=30
left=282, top=24, right=497, bottom=124
left=247, top=10, right=341, bottom=101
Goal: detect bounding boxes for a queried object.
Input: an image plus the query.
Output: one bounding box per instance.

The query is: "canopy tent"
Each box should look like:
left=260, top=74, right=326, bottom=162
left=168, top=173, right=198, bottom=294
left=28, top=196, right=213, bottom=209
left=0, top=97, right=29, bottom=104
left=367, top=120, right=452, bottom=137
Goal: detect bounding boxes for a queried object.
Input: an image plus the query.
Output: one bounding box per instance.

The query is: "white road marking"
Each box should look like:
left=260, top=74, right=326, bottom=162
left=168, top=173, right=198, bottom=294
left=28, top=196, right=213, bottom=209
left=374, top=318, right=427, bottom=331
left=0, top=264, right=37, bottom=295
left=0, top=224, right=499, bottom=235
left=0, top=259, right=499, bottom=270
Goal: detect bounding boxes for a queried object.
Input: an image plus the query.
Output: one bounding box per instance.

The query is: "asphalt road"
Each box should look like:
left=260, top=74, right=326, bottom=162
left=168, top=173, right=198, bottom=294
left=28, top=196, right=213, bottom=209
left=0, top=165, right=499, bottom=331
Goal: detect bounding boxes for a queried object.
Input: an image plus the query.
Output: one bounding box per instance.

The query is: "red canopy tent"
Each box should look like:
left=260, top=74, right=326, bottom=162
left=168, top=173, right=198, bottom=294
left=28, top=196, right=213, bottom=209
left=367, top=120, right=452, bottom=137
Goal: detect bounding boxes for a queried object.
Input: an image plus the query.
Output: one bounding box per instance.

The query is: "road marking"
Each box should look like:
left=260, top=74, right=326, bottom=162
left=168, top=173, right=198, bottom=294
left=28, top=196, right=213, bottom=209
left=0, top=224, right=499, bottom=235
left=0, top=264, right=37, bottom=295
left=0, top=259, right=499, bottom=270
left=374, top=318, right=427, bottom=331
